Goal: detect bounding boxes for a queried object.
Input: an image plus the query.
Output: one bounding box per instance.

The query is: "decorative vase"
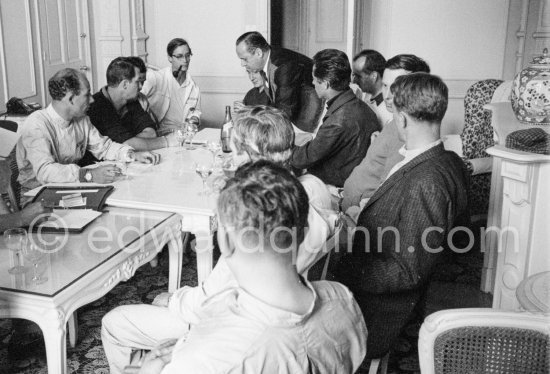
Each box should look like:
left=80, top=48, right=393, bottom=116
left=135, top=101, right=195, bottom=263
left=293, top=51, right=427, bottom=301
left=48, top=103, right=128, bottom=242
left=511, top=48, right=550, bottom=125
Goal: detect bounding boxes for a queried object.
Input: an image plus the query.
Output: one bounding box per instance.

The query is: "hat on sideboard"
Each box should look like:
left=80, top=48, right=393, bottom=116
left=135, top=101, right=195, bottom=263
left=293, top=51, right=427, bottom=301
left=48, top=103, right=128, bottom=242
left=505, top=128, right=550, bottom=155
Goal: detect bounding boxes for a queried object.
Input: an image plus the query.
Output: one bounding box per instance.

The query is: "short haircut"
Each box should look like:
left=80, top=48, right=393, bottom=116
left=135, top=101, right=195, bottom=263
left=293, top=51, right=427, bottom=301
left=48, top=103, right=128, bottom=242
left=353, top=49, right=386, bottom=76
left=217, top=160, right=309, bottom=250
left=166, top=38, right=192, bottom=56
left=48, top=68, right=85, bottom=100
left=385, top=54, right=430, bottom=74
left=391, top=73, right=448, bottom=123
left=232, top=105, right=294, bottom=166
left=106, top=57, right=137, bottom=87
left=126, top=56, right=147, bottom=74
left=313, top=49, right=351, bottom=91
left=236, top=31, right=270, bottom=53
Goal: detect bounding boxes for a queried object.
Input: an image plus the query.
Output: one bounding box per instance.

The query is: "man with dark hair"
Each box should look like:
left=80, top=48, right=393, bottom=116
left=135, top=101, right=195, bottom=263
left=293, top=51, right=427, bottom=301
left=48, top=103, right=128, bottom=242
left=16, top=68, right=159, bottom=204
left=142, top=38, right=201, bottom=133
left=105, top=160, right=366, bottom=374
left=235, top=31, right=323, bottom=132
left=290, top=49, right=380, bottom=187
left=352, top=49, right=391, bottom=126
left=342, top=54, right=431, bottom=213
left=335, top=73, right=469, bottom=361
left=86, top=57, right=178, bottom=159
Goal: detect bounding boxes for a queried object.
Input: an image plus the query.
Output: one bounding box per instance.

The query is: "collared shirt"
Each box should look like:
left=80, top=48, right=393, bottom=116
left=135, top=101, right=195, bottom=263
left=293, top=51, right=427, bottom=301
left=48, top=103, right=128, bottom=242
left=385, top=139, right=443, bottom=180
left=16, top=105, right=132, bottom=198
left=353, top=87, right=392, bottom=127
left=141, top=67, right=201, bottom=132
left=163, top=279, right=367, bottom=374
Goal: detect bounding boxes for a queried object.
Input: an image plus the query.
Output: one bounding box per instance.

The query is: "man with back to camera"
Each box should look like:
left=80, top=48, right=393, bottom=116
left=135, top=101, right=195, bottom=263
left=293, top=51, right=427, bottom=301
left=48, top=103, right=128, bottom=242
left=352, top=49, right=392, bottom=126
left=335, top=73, right=469, bottom=361
left=16, top=68, right=160, bottom=205
left=86, top=57, right=179, bottom=160
left=102, top=161, right=367, bottom=374
left=141, top=38, right=201, bottom=134
left=100, top=106, right=344, bottom=373
left=235, top=31, right=323, bottom=132
left=342, top=54, right=431, bottom=214
left=290, top=49, right=380, bottom=187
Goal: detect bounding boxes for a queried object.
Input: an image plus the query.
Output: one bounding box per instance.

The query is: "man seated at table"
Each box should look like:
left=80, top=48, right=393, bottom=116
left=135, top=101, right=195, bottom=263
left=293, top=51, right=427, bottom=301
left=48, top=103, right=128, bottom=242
left=342, top=54, right=431, bottom=214
left=16, top=68, right=160, bottom=205
left=101, top=106, right=343, bottom=373
left=141, top=38, right=201, bottom=134
left=291, top=49, right=380, bottom=187
left=352, top=49, right=392, bottom=127
left=334, top=73, right=469, bottom=361
left=86, top=57, right=179, bottom=158
left=235, top=69, right=271, bottom=109
left=103, top=160, right=366, bottom=374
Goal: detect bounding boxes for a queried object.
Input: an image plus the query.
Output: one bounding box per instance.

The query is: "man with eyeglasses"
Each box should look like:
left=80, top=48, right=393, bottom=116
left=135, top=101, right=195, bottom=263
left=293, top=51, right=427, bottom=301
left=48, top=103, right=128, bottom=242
left=141, top=38, right=201, bottom=134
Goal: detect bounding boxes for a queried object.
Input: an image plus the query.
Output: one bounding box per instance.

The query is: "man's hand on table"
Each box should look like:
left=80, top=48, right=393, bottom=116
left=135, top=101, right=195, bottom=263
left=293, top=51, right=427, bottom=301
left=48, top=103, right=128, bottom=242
left=135, top=151, right=161, bottom=165
left=91, top=165, right=121, bottom=184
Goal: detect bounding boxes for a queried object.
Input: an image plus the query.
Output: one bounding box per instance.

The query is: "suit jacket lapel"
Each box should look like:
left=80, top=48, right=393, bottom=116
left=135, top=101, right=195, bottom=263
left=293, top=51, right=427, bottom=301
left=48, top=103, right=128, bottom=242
left=365, top=144, right=446, bottom=209
left=267, top=57, right=276, bottom=99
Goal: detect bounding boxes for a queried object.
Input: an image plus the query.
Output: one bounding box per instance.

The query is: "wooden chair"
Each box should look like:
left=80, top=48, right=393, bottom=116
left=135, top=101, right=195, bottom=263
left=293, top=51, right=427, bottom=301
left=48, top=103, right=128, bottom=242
left=302, top=216, right=343, bottom=281
left=418, top=308, right=550, bottom=374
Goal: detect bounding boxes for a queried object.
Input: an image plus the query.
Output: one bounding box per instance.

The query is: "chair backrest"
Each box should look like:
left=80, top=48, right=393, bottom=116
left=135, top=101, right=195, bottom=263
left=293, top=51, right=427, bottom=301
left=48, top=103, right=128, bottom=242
left=303, top=216, right=344, bottom=281
left=418, top=308, right=550, bottom=374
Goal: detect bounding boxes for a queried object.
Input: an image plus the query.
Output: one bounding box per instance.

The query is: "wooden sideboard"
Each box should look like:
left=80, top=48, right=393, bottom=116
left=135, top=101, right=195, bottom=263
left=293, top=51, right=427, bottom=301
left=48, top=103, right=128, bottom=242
left=484, top=103, right=550, bottom=309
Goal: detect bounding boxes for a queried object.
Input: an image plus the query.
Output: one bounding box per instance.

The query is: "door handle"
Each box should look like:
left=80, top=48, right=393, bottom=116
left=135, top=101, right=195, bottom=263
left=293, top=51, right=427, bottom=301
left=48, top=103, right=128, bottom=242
left=79, top=66, right=89, bottom=71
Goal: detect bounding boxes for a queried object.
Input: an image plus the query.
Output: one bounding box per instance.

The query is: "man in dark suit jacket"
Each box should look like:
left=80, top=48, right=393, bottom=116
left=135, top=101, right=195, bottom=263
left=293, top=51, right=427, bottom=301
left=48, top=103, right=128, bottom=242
left=290, top=49, right=380, bottom=187
left=335, top=73, right=469, bottom=359
left=235, top=31, right=322, bottom=132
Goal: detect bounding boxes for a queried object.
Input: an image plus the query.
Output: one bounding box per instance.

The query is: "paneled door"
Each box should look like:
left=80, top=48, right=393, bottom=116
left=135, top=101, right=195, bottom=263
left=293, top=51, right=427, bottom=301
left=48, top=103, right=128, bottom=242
left=37, top=0, right=92, bottom=101
left=306, top=0, right=349, bottom=58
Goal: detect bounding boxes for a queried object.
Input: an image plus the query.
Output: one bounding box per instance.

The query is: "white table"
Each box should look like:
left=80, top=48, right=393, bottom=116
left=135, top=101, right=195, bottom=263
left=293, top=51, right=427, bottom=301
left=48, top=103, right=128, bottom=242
left=0, top=207, right=182, bottom=373
left=107, top=128, right=221, bottom=286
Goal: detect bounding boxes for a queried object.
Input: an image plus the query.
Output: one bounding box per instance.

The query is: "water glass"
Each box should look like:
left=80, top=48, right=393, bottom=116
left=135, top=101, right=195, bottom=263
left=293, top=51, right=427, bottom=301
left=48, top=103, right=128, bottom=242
left=23, top=243, right=47, bottom=285
left=3, top=228, right=29, bottom=274
left=195, top=162, right=213, bottom=195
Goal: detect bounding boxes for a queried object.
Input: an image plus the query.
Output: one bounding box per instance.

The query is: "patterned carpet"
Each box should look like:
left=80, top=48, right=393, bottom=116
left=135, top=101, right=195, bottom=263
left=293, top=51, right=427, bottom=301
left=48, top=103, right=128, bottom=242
left=0, top=222, right=492, bottom=374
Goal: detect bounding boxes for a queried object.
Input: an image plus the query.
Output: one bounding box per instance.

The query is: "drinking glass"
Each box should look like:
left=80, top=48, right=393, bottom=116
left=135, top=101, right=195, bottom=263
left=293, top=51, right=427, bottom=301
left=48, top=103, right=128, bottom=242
left=195, top=162, right=213, bottom=195
left=204, top=141, right=221, bottom=164
left=122, top=151, right=136, bottom=180
left=23, top=243, right=47, bottom=285
left=3, top=228, right=29, bottom=274
left=183, top=121, right=199, bottom=150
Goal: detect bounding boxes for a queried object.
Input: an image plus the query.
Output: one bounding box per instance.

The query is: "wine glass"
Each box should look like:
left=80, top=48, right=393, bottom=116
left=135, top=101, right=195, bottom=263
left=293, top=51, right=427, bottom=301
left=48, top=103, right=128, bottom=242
left=122, top=151, right=136, bottom=180
left=3, top=228, right=29, bottom=274
left=183, top=121, right=199, bottom=150
left=23, top=243, right=47, bottom=285
left=195, top=162, right=213, bottom=195
left=204, top=140, right=221, bottom=164
left=175, top=125, right=186, bottom=149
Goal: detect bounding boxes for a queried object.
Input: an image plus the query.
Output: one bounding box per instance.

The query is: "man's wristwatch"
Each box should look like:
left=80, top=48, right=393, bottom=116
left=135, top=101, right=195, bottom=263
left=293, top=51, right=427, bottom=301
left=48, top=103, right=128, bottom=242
left=84, top=170, right=93, bottom=182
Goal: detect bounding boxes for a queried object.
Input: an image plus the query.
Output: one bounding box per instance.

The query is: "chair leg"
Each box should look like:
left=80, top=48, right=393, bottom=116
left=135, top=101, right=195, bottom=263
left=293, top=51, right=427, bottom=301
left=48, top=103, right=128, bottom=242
left=68, top=312, right=78, bottom=348
left=368, top=352, right=389, bottom=374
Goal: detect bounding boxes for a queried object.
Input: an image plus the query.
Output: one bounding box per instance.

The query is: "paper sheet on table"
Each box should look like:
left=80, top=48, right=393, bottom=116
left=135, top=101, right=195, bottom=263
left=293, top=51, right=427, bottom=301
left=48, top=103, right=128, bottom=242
left=39, top=209, right=102, bottom=233
left=193, top=128, right=220, bottom=144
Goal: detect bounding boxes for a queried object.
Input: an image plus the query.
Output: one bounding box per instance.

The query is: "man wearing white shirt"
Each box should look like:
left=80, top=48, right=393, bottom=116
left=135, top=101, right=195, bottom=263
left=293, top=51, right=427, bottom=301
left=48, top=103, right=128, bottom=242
left=16, top=68, right=159, bottom=205
left=141, top=38, right=201, bottom=134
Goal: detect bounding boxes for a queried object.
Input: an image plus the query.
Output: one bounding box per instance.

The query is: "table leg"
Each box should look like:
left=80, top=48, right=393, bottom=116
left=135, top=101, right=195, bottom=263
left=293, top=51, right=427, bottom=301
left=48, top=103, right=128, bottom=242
left=41, top=310, right=68, bottom=374
left=168, top=230, right=184, bottom=292
left=195, top=231, right=214, bottom=285
left=68, top=311, right=78, bottom=348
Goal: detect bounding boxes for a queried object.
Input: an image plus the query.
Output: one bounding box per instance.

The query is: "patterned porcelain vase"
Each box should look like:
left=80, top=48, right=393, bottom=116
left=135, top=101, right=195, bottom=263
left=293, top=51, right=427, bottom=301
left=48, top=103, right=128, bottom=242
left=511, top=48, right=550, bottom=125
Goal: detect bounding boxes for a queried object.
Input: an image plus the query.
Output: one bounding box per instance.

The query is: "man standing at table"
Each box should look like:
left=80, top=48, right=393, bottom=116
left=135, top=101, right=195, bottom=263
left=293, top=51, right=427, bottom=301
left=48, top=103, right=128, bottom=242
left=352, top=49, right=392, bottom=127
left=142, top=38, right=201, bottom=134
left=235, top=31, right=323, bottom=132
left=87, top=57, right=179, bottom=156
left=16, top=68, right=159, bottom=205
left=291, top=49, right=380, bottom=187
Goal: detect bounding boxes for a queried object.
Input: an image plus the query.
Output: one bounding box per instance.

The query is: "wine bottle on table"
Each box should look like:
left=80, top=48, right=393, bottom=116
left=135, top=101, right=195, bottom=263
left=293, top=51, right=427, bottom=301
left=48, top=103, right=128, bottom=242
left=221, top=105, right=232, bottom=153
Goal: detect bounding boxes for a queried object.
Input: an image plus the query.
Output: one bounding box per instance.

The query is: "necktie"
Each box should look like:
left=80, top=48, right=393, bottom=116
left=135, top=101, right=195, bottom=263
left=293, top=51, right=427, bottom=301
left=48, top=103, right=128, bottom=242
left=260, top=70, right=273, bottom=102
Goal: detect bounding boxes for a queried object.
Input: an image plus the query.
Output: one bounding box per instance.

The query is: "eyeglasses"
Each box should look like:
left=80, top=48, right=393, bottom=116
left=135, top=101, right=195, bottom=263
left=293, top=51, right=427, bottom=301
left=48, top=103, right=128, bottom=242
left=172, top=53, right=192, bottom=61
